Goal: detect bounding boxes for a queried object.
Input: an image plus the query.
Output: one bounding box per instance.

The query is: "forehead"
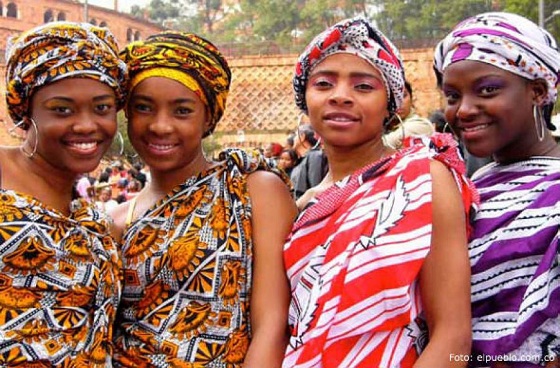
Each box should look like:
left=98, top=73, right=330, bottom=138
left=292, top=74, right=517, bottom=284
left=442, top=60, right=519, bottom=86
left=310, top=53, right=382, bottom=77
left=132, top=76, right=203, bottom=102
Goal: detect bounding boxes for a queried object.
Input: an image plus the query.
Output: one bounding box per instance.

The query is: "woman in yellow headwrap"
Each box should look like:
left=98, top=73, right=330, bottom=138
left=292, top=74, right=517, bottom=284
left=111, top=31, right=297, bottom=367
left=0, top=21, right=128, bottom=366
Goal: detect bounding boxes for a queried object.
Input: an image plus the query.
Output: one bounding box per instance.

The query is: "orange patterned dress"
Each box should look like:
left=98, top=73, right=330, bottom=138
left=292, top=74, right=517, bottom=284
left=0, top=190, right=121, bottom=367
left=114, top=149, right=289, bottom=367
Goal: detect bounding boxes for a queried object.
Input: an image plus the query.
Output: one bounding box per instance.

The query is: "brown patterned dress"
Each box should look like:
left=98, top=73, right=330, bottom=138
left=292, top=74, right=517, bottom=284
left=0, top=191, right=121, bottom=367
left=114, top=149, right=289, bottom=367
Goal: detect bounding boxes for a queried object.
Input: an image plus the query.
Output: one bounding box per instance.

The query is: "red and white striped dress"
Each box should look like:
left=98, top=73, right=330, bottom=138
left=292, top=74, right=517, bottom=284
left=283, top=134, right=476, bottom=368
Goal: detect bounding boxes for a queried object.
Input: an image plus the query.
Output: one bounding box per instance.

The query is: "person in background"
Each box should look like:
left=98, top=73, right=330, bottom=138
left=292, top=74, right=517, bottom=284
left=434, top=11, right=560, bottom=367
left=284, top=17, right=477, bottom=368
left=277, top=148, right=298, bottom=177
left=290, top=123, right=328, bottom=201
left=0, top=21, right=127, bottom=366
left=264, top=142, right=284, bottom=160
left=111, top=31, right=297, bottom=367
left=383, top=80, right=435, bottom=149
left=95, top=184, right=119, bottom=212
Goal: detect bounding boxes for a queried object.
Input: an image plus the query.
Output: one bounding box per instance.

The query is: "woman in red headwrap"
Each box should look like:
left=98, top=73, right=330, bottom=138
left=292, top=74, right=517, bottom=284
left=283, top=17, right=478, bottom=367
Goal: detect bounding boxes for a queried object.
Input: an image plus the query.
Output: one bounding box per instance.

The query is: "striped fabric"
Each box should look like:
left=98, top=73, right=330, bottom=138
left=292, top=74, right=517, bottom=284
left=469, top=158, right=560, bottom=366
left=283, top=134, right=476, bottom=368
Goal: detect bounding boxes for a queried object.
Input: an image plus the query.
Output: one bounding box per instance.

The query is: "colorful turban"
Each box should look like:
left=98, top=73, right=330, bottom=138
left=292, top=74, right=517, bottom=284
left=293, top=17, right=406, bottom=115
left=5, top=21, right=128, bottom=124
left=434, top=12, right=560, bottom=105
left=120, top=31, right=231, bottom=137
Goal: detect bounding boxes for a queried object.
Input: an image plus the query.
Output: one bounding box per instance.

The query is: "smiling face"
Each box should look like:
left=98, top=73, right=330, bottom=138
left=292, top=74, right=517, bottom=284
left=127, top=76, right=209, bottom=175
left=305, top=53, right=389, bottom=150
left=29, top=78, right=117, bottom=174
left=442, top=60, right=547, bottom=162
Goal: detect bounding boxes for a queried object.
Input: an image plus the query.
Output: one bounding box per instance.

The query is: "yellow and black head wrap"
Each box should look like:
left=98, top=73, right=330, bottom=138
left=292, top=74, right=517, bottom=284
left=120, top=31, right=231, bottom=137
left=5, top=21, right=128, bottom=125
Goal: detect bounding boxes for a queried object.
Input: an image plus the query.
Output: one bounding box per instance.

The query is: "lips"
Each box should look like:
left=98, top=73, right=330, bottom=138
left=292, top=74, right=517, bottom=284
left=461, top=124, right=489, bottom=133
left=65, top=140, right=101, bottom=155
left=147, top=142, right=177, bottom=152
left=323, top=112, right=359, bottom=123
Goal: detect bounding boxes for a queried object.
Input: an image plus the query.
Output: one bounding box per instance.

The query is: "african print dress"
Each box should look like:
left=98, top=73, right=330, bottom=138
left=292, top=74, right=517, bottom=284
left=469, top=158, right=560, bottom=367
left=0, top=190, right=121, bottom=367
left=283, top=134, right=477, bottom=368
left=114, top=149, right=289, bottom=367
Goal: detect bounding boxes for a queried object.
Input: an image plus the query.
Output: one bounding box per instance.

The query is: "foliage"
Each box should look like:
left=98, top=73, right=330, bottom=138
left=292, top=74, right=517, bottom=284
left=130, top=0, right=559, bottom=55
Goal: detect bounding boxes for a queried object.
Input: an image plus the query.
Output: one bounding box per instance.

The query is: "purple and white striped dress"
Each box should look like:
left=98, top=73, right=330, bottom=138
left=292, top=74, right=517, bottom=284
left=469, top=157, right=560, bottom=366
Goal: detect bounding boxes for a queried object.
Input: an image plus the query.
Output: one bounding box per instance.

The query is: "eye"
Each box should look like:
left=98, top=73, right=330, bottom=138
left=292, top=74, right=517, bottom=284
left=480, top=85, right=500, bottom=96
left=95, top=103, right=115, bottom=114
left=310, top=77, right=333, bottom=89
left=175, top=106, right=193, bottom=116
left=133, top=103, right=152, bottom=113
left=443, top=89, right=460, bottom=105
left=355, top=82, right=375, bottom=91
left=51, top=106, right=73, bottom=115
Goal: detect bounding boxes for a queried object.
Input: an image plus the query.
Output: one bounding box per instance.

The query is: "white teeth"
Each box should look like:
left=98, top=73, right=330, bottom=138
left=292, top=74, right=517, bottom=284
left=70, top=142, right=97, bottom=150
left=463, top=124, right=488, bottom=133
left=329, top=117, right=353, bottom=122
left=150, top=143, right=174, bottom=150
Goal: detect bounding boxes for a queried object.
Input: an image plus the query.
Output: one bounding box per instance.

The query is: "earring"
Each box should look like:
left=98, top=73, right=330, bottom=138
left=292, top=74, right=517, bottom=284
left=114, top=131, right=125, bottom=156
left=533, top=104, right=545, bottom=142
left=20, top=117, right=38, bottom=158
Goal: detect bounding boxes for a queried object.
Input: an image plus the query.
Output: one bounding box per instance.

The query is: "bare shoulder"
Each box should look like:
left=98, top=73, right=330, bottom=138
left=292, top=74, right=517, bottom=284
left=429, top=158, right=460, bottom=188
left=246, top=170, right=291, bottom=191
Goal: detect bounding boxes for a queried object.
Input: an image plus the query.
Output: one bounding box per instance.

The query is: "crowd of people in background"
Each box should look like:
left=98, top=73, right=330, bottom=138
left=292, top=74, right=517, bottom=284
left=0, top=9, right=559, bottom=368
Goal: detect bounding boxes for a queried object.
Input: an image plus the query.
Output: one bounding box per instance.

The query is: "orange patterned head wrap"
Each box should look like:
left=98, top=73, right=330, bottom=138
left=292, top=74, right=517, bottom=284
left=5, top=21, right=128, bottom=125
left=120, top=31, right=231, bottom=137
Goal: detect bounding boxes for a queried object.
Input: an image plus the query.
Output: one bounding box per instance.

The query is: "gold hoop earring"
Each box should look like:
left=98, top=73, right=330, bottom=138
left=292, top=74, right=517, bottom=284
left=533, top=104, right=545, bottom=142
left=114, top=131, right=125, bottom=156
left=20, top=118, right=38, bottom=158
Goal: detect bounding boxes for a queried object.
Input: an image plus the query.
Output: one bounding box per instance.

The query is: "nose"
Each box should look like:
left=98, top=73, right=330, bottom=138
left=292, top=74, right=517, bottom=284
left=71, top=111, right=99, bottom=134
left=148, top=110, right=173, bottom=135
left=328, top=83, right=353, bottom=106
left=455, top=95, right=479, bottom=121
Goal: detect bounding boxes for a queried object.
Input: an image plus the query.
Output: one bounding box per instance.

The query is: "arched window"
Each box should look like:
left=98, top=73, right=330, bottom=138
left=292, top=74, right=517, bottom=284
left=99, top=21, right=107, bottom=27
left=0, top=2, right=4, bottom=17
left=126, top=28, right=133, bottom=42
left=134, top=31, right=141, bottom=41
left=44, top=9, right=53, bottom=23
left=6, top=2, right=17, bottom=18
left=89, top=18, right=97, bottom=25
left=57, top=12, right=66, bottom=21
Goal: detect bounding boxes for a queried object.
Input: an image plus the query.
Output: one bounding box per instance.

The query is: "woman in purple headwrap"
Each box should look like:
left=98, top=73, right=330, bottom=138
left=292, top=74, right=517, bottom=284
left=434, top=12, right=560, bottom=368
left=0, top=21, right=127, bottom=366
left=283, top=17, right=478, bottom=368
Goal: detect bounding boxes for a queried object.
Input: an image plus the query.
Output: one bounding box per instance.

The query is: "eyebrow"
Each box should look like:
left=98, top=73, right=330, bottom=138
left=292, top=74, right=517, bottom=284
left=310, top=70, right=382, bottom=80
left=45, top=94, right=116, bottom=103
left=131, top=94, right=197, bottom=104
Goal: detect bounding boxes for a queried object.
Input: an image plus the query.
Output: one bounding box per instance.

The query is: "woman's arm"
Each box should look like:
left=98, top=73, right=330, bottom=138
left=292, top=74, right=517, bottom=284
left=244, top=171, right=298, bottom=368
left=414, top=160, right=472, bottom=368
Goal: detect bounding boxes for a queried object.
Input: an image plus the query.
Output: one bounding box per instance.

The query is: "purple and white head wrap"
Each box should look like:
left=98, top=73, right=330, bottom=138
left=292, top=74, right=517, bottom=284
left=293, top=17, right=406, bottom=115
left=434, top=12, right=560, bottom=105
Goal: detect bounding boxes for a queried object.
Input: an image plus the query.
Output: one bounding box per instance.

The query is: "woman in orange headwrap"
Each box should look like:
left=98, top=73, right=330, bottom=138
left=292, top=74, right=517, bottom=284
left=111, top=31, right=297, bottom=367
left=0, top=21, right=128, bottom=366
